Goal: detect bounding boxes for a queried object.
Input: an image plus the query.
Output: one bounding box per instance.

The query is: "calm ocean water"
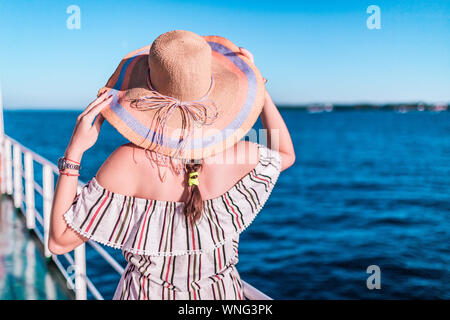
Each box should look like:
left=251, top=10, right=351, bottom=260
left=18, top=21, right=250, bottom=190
left=3, top=109, right=450, bottom=299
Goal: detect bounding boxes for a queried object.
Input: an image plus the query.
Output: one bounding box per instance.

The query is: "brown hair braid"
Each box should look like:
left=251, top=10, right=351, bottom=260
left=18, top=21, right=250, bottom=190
left=184, top=161, right=203, bottom=224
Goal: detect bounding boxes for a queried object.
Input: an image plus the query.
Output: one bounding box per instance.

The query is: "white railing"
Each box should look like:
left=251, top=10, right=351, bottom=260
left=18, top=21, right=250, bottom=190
left=1, top=135, right=97, bottom=299
left=0, top=138, right=271, bottom=300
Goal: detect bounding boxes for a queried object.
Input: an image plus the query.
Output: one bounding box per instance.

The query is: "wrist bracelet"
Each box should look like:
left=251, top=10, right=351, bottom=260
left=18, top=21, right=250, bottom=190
left=58, top=157, right=81, bottom=171
left=65, top=157, right=80, bottom=164
left=59, top=170, right=80, bottom=177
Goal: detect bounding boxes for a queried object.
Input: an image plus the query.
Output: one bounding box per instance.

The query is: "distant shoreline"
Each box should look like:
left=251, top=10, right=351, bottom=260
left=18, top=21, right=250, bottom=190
left=3, top=102, right=449, bottom=112
left=278, top=103, right=449, bottom=112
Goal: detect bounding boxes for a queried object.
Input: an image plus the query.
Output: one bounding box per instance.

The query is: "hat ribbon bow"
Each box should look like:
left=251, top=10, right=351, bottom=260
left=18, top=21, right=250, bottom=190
left=129, top=72, right=219, bottom=158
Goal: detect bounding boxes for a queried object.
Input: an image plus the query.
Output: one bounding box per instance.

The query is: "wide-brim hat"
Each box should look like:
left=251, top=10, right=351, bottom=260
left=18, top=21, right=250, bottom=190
left=99, top=30, right=266, bottom=160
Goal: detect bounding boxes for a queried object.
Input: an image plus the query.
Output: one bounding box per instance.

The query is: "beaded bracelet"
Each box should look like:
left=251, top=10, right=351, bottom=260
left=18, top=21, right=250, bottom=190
left=59, top=170, right=80, bottom=177
left=65, top=157, right=80, bottom=165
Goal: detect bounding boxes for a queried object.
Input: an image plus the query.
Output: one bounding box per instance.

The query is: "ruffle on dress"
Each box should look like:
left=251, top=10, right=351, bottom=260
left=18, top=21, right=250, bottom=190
left=63, top=144, right=281, bottom=257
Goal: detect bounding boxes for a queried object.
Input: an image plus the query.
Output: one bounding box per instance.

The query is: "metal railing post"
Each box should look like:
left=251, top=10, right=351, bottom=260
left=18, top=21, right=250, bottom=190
left=0, top=85, right=4, bottom=195
left=42, top=164, right=54, bottom=258
left=4, top=139, right=13, bottom=195
left=74, top=244, right=88, bottom=300
left=24, top=152, right=36, bottom=229
left=13, top=143, right=23, bottom=208
left=0, top=141, right=5, bottom=194
left=242, top=281, right=273, bottom=300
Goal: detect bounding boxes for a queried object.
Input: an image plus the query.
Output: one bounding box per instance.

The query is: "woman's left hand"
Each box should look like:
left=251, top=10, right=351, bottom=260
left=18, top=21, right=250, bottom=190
left=239, top=47, right=267, bottom=84
left=65, top=92, right=113, bottom=160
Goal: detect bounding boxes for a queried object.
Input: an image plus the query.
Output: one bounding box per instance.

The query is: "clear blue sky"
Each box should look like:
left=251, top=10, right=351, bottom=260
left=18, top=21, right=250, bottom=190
left=0, top=0, right=448, bottom=109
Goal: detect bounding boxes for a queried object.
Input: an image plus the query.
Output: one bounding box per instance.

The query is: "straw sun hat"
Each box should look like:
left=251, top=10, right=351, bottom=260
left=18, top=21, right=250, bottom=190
left=98, top=30, right=266, bottom=160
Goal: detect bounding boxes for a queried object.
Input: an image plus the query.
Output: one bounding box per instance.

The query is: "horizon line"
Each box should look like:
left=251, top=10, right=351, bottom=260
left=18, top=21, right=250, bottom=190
left=3, top=101, right=450, bottom=111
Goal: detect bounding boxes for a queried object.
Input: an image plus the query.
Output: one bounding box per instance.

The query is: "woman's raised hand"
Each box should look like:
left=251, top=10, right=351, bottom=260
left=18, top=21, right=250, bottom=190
left=239, top=47, right=255, bottom=63
left=239, top=47, right=267, bottom=84
left=65, top=91, right=113, bottom=160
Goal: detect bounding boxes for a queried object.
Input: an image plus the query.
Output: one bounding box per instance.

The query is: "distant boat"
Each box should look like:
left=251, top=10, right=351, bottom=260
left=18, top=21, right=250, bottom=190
left=307, top=105, right=322, bottom=113
left=395, top=106, right=409, bottom=113
left=431, top=104, right=447, bottom=112
left=307, top=104, right=333, bottom=113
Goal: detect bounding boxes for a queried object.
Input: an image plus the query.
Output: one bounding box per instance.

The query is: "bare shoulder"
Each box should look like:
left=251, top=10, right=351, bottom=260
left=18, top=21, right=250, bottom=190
left=95, top=143, right=146, bottom=195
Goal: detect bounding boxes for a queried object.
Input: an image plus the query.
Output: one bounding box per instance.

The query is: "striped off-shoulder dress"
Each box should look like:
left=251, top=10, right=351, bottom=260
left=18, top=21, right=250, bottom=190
left=63, top=144, right=281, bottom=300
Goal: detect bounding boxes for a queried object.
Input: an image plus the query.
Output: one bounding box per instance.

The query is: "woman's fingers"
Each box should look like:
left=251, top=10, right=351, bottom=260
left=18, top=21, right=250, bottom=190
left=79, top=91, right=110, bottom=118
left=97, top=87, right=109, bottom=97
left=239, top=47, right=264, bottom=83
left=83, top=95, right=113, bottom=123
left=92, top=113, right=105, bottom=134
left=239, top=47, right=254, bottom=63
left=85, top=92, right=110, bottom=114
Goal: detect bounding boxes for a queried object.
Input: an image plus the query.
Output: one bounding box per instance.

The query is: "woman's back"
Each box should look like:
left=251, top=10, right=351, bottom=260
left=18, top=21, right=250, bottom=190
left=96, top=140, right=261, bottom=204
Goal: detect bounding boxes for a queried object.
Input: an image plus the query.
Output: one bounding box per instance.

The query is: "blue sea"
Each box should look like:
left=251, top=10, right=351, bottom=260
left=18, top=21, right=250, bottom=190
left=3, top=109, right=450, bottom=299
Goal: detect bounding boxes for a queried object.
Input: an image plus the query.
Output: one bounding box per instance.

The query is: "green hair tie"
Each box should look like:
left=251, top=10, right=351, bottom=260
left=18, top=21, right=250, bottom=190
left=188, top=171, right=199, bottom=186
